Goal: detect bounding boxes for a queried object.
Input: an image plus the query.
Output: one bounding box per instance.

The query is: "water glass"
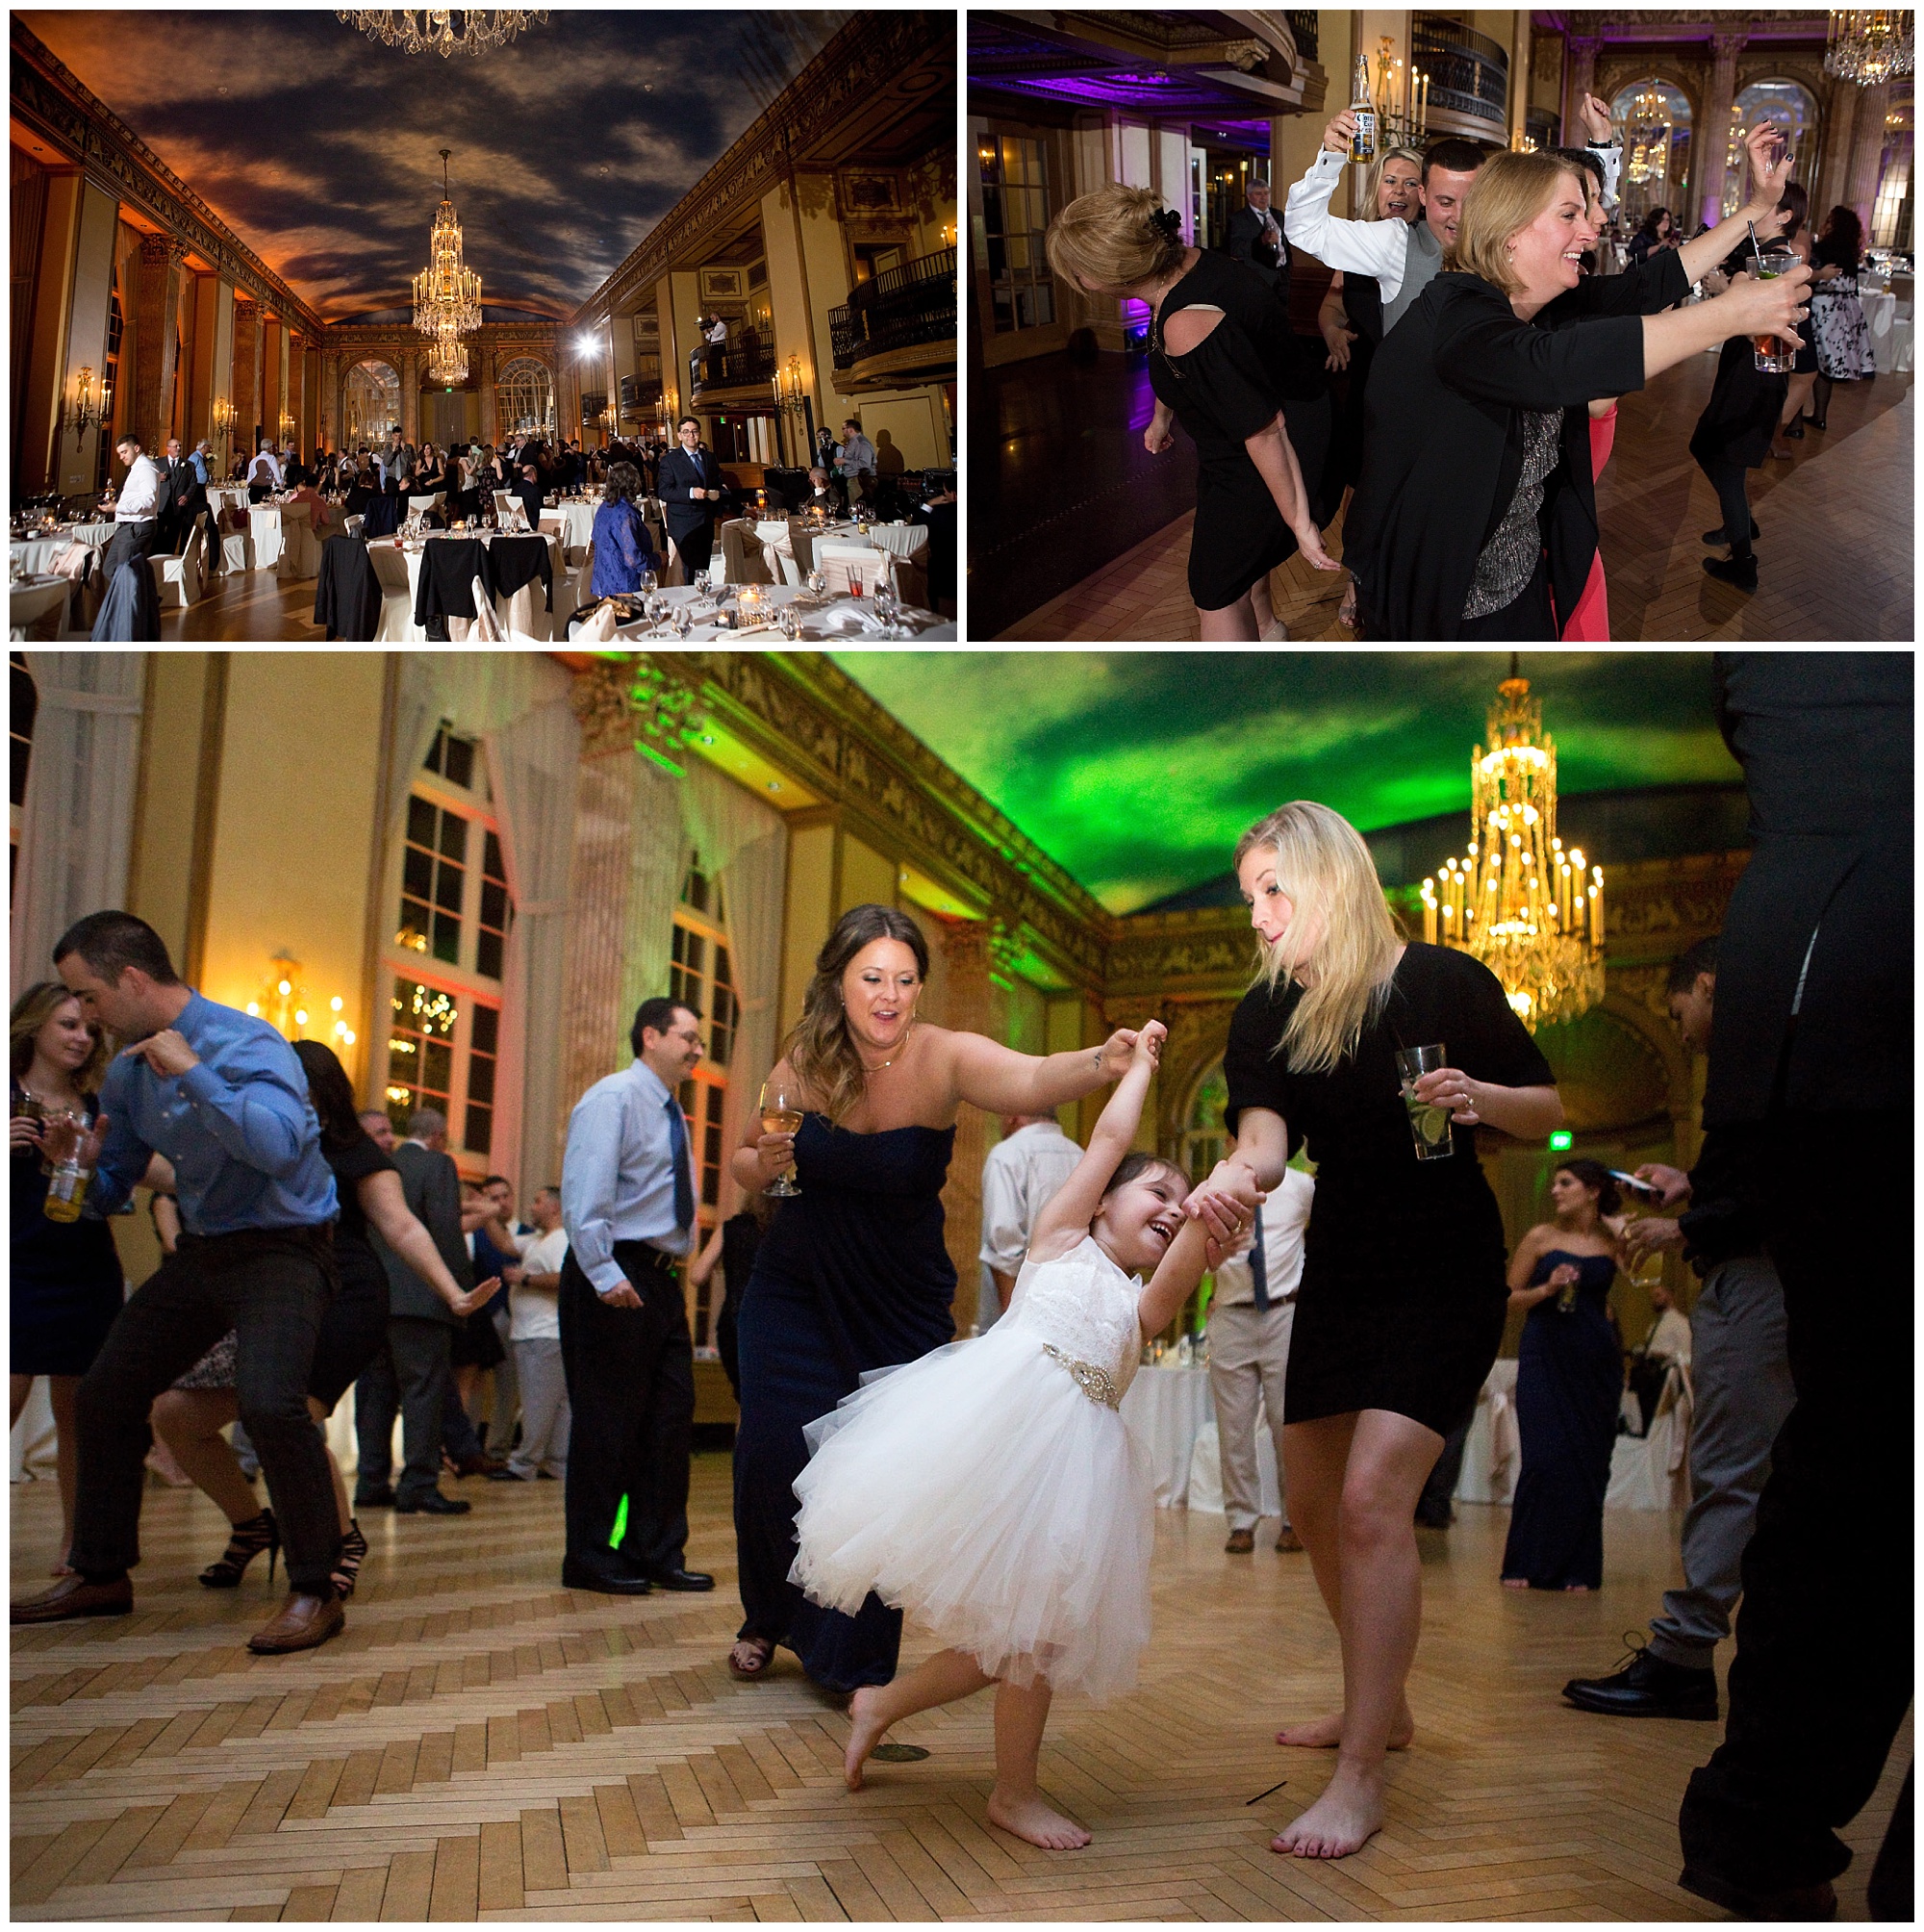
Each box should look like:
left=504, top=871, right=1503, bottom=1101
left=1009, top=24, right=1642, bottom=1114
left=1753, top=245, right=1800, bottom=372
left=1395, top=1044, right=1456, bottom=1161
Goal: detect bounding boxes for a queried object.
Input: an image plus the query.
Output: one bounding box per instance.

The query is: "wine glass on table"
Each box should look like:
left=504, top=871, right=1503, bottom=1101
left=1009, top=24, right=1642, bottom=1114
left=758, top=1078, right=803, bottom=1198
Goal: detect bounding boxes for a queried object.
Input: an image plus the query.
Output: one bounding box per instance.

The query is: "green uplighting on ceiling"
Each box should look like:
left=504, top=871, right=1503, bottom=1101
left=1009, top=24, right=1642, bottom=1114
left=829, top=653, right=1741, bottom=914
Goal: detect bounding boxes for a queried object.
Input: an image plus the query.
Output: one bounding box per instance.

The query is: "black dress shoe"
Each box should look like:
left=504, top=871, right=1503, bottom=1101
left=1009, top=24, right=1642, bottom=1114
left=1784, top=420, right=1805, bottom=439
left=561, top=1558, right=652, bottom=1595
left=1563, top=1647, right=1719, bottom=1719
left=1678, top=1867, right=1837, bottom=1920
left=646, top=1566, right=716, bottom=1592
left=1704, top=554, right=1759, bottom=592
left=485, top=1465, right=528, bottom=1482
left=394, top=1490, right=471, bottom=1514
left=354, top=1487, right=396, bottom=1509
left=1702, top=519, right=1761, bottom=545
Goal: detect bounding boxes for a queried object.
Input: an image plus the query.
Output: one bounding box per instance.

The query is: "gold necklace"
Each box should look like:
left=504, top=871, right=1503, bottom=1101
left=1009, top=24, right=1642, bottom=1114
left=856, top=1018, right=915, bottom=1074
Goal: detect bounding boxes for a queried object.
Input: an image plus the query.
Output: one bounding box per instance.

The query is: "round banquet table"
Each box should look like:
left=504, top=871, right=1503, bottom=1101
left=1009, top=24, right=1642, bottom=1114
left=1121, top=1361, right=1215, bottom=1508
left=207, top=486, right=251, bottom=521
left=11, top=529, right=101, bottom=577
left=565, top=579, right=953, bottom=643
left=10, top=576, right=72, bottom=641
left=538, top=500, right=600, bottom=552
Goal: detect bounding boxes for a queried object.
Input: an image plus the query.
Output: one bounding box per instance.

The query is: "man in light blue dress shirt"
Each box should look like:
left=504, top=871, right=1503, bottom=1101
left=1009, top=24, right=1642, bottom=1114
left=10, top=912, right=346, bottom=1656
left=558, top=995, right=712, bottom=1596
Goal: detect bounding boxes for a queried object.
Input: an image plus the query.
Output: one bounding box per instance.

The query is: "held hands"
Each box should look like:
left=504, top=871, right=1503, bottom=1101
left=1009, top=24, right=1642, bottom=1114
left=1129, top=1020, right=1167, bottom=1072
left=1322, top=109, right=1357, bottom=154
left=1093, top=1029, right=1143, bottom=1080
left=1622, top=1216, right=1686, bottom=1269
left=119, top=1030, right=199, bottom=1079
left=1413, top=1067, right=1482, bottom=1125
left=1577, top=92, right=1614, bottom=145
left=1633, top=1161, right=1691, bottom=1210
left=1192, top=1159, right=1262, bottom=1269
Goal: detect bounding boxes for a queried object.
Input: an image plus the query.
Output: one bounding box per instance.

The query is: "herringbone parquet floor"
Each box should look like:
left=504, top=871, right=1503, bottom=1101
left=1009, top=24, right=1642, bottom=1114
left=11, top=1462, right=1908, bottom=1920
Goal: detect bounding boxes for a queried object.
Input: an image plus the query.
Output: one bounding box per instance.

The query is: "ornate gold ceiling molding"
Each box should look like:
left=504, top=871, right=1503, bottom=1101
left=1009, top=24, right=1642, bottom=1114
left=579, top=12, right=952, bottom=321
left=10, top=19, right=324, bottom=335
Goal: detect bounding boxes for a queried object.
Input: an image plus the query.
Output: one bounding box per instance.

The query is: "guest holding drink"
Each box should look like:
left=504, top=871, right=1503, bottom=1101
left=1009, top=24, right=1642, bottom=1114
left=1043, top=186, right=1338, bottom=642
left=1807, top=204, right=1876, bottom=428
left=725, top=904, right=1139, bottom=1690
left=1627, top=206, right=1678, bottom=267
left=1767, top=185, right=1819, bottom=459
left=1500, top=1160, right=1625, bottom=1592
left=1183, top=801, right=1562, bottom=1858
left=10, top=984, right=126, bottom=1576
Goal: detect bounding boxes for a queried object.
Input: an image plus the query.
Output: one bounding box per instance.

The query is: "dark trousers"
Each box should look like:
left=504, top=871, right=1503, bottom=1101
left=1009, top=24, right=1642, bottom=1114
left=70, top=1228, right=340, bottom=1594
left=1680, top=1113, right=1912, bottom=1891
left=442, top=1378, right=485, bottom=1462
left=1416, top=1405, right=1475, bottom=1526
left=353, top=1315, right=454, bottom=1503
left=1696, top=455, right=1757, bottom=561
left=670, top=521, right=714, bottom=579
left=99, top=519, right=157, bottom=585
left=558, top=1245, right=694, bottom=1576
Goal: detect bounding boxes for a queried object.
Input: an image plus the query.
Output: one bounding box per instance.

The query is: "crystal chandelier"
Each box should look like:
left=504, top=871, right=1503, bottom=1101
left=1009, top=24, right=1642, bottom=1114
left=414, top=150, right=483, bottom=349
left=338, top=10, right=549, bottom=57
left=425, top=326, right=469, bottom=385
left=1420, top=666, right=1606, bottom=1031
left=1826, top=11, right=1915, bottom=84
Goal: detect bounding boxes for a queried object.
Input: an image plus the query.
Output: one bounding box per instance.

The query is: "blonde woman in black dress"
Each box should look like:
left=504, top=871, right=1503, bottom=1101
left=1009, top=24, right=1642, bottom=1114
left=1184, top=801, right=1564, bottom=1860
left=1045, top=187, right=1338, bottom=641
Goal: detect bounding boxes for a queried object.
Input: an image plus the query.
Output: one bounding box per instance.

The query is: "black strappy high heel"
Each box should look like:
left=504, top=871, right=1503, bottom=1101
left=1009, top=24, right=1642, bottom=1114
left=330, top=1520, right=368, bottom=1601
left=199, top=1508, right=279, bottom=1588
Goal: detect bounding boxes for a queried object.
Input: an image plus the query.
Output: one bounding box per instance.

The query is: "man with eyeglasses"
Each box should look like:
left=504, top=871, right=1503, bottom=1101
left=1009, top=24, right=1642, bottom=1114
left=556, top=997, right=713, bottom=1596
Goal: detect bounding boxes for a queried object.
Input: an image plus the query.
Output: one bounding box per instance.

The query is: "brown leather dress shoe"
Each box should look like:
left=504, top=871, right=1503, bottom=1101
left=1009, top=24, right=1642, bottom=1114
left=1225, top=1528, right=1256, bottom=1554
left=247, top=1589, right=344, bottom=1654
left=12, top=1573, right=134, bottom=1623
left=451, top=1453, right=507, bottom=1478
left=1275, top=1527, right=1305, bottom=1553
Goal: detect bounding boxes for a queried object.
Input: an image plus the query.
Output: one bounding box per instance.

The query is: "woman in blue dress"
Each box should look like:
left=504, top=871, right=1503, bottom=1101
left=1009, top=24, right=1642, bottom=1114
left=10, top=984, right=125, bottom=1575
left=1501, top=1159, right=1625, bottom=1591
left=724, top=904, right=1141, bottom=1690
left=589, top=460, right=655, bottom=597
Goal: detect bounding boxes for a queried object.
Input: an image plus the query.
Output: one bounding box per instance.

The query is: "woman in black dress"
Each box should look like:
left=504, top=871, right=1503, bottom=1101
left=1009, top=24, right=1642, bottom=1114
left=1346, top=130, right=1807, bottom=638
left=10, top=984, right=125, bottom=1575
left=1185, top=801, right=1563, bottom=1861
left=1044, top=186, right=1338, bottom=640
left=152, top=1043, right=496, bottom=1599
left=725, top=904, right=1141, bottom=1690
left=1768, top=185, right=1818, bottom=457
left=1500, top=1160, right=1625, bottom=1591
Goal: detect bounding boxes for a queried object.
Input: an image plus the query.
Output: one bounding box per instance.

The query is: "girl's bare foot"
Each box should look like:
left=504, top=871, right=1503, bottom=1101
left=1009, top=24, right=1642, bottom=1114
left=1276, top=1699, right=1412, bottom=1749
left=1271, top=1763, right=1385, bottom=1859
left=843, top=1686, right=890, bottom=1791
left=728, top=1637, right=774, bottom=1679
left=988, top=1789, right=1091, bottom=1849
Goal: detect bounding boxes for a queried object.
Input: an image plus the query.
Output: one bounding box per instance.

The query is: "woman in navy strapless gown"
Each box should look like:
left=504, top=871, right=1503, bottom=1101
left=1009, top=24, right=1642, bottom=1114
left=727, top=904, right=1140, bottom=1691
left=1501, top=1160, right=1625, bottom=1591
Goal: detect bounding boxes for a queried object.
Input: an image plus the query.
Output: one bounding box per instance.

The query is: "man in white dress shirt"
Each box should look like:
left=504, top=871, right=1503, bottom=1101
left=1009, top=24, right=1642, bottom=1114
left=246, top=440, right=283, bottom=502
left=99, top=434, right=164, bottom=585
left=1208, top=1162, right=1314, bottom=1554
left=977, top=1110, right=1084, bottom=1329
left=497, top=1187, right=571, bottom=1484
left=558, top=996, right=713, bottom=1596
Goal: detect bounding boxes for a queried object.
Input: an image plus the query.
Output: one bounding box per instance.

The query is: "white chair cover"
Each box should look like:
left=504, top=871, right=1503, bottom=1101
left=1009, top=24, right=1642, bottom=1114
left=409, top=492, right=446, bottom=516
left=275, top=503, right=319, bottom=581
left=818, top=542, right=894, bottom=597
left=220, top=530, right=256, bottom=573
left=9, top=578, right=70, bottom=642
left=367, top=542, right=421, bottom=644
left=150, top=523, right=207, bottom=608
left=247, top=504, right=285, bottom=571
left=493, top=490, right=519, bottom=521
left=719, top=519, right=772, bottom=586
left=466, top=572, right=506, bottom=642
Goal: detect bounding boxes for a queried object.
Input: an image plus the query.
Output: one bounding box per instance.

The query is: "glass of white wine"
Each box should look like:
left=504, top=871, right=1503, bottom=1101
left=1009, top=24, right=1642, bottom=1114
left=758, top=1078, right=803, bottom=1199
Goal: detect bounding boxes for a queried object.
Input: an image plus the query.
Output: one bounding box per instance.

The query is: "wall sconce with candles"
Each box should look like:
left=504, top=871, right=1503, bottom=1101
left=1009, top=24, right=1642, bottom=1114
left=776, top=350, right=816, bottom=467
left=212, top=395, right=236, bottom=435
left=244, top=951, right=358, bottom=1064
left=64, top=367, right=107, bottom=436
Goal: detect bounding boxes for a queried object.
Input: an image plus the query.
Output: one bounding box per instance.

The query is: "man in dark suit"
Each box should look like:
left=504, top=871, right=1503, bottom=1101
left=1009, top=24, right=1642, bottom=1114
left=156, top=438, right=205, bottom=553
left=511, top=461, right=544, bottom=527
left=352, top=1106, right=475, bottom=1516
left=657, top=416, right=725, bottom=581
left=1225, top=175, right=1290, bottom=308
left=1675, top=652, right=1912, bottom=1922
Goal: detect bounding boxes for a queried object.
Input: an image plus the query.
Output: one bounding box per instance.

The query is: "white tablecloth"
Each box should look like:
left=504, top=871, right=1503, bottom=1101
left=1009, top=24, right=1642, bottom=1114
left=1120, top=1362, right=1214, bottom=1507
left=1456, top=1359, right=1520, bottom=1505
left=1184, top=1417, right=1284, bottom=1519
left=369, top=529, right=568, bottom=643
left=566, top=580, right=952, bottom=643
left=207, top=486, right=251, bottom=521
left=540, top=501, right=599, bottom=552
left=10, top=577, right=71, bottom=641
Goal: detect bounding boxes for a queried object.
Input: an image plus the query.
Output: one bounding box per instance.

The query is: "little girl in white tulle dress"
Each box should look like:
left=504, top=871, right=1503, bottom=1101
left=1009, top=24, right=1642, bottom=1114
left=790, top=1020, right=1260, bottom=1849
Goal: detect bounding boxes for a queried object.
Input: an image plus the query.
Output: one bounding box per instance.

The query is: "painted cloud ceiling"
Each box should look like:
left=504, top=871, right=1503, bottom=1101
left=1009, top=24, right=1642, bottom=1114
left=830, top=652, right=1744, bottom=914
left=23, top=9, right=848, bottom=320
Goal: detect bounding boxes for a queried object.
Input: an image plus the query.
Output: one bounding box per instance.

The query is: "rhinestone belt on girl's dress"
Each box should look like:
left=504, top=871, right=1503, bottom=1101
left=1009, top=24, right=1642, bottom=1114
left=1041, top=1343, right=1122, bottom=1410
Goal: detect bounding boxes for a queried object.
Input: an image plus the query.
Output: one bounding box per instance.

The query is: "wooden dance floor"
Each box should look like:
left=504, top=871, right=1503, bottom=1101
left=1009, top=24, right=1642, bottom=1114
left=12, top=1462, right=1907, bottom=1921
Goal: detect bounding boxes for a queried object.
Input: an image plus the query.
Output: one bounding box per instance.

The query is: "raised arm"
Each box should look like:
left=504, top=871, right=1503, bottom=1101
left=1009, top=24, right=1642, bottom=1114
left=942, top=1025, right=1137, bottom=1120
left=360, top=1169, right=495, bottom=1315
left=1138, top=1160, right=1261, bottom=1337
left=1283, top=123, right=1411, bottom=292
left=1676, top=120, right=1793, bottom=288
left=1027, top=1023, right=1165, bottom=1262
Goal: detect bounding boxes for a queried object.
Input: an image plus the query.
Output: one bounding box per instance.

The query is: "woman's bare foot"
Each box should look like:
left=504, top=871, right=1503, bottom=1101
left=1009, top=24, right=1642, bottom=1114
left=1271, top=1763, right=1385, bottom=1859
left=1276, top=1699, right=1412, bottom=1750
left=988, top=1788, right=1091, bottom=1849
left=728, top=1637, right=774, bottom=1680
left=843, top=1685, right=891, bottom=1791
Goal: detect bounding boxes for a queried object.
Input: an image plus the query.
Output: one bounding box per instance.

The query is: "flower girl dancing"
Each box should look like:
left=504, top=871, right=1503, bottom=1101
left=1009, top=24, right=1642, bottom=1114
left=790, top=1020, right=1260, bottom=1849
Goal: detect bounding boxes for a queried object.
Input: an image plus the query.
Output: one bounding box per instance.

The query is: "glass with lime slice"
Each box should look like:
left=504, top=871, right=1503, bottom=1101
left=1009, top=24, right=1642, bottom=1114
left=1395, top=1045, right=1455, bottom=1161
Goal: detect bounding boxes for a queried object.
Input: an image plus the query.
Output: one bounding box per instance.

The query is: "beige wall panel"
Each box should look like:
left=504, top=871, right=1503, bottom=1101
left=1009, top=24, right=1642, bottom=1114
left=125, top=651, right=211, bottom=967
left=837, top=831, right=898, bottom=916
left=779, top=818, right=837, bottom=1036
left=840, top=390, right=943, bottom=469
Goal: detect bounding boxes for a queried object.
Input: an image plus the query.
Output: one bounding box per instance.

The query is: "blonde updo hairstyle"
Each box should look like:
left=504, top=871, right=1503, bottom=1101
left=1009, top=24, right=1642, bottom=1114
left=1045, top=185, right=1186, bottom=293
left=785, top=903, right=931, bottom=1124
left=1448, top=149, right=1589, bottom=295
left=1233, top=801, right=1403, bottom=1076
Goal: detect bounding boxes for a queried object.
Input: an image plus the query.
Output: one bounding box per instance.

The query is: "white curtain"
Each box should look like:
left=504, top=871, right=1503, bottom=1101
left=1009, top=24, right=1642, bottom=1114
left=12, top=652, right=146, bottom=993
left=682, top=762, right=788, bottom=1215
left=621, top=761, right=692, bottom=1032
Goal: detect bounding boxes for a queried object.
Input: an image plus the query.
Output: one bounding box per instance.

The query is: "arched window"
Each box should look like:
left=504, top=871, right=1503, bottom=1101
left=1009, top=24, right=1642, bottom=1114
left=1179, top=1056, right=1229, bottom=1185
left=1609, top=79, right=1694, bottom=230
left=344, top=359, right=400, bottom=448
left=95, top=279, right=123, bottom=493
left=1734, top=81, right=1819, bottom=219
left=495, top=356, right=555, bottom=439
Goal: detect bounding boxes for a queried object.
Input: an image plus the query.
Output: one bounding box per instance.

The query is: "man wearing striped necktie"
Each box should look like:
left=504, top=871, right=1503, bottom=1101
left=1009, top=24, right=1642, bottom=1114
left=557, top=997, right=715, bottom=1596
left=1207, top=1164, right=1315, bottom=1554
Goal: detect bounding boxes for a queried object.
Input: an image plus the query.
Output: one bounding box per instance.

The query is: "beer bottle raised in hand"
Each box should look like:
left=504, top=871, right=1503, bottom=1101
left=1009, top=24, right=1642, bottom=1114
left=1349, top=54, right=1378, bottom=163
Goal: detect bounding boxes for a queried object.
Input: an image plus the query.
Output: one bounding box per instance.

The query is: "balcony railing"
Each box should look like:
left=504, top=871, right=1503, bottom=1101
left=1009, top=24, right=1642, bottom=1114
left=689, top=332, right=777, bottom=394
left=1284, top=10, right=1318, bottom=62
left=619, top=373, right=663, bottom=411
left=1412, top=13, right=1508, bottom=129
left=829, top=247, right=956, bottom=370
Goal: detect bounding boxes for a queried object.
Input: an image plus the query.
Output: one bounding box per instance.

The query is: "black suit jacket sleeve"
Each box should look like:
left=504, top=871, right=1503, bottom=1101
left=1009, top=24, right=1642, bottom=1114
left=1432, top=285, right=1647, bottom=411
left=1540, top=248, right=1690, bottom=324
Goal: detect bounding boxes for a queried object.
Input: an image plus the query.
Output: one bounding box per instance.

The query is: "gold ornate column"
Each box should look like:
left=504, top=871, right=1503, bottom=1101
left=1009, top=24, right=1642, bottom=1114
left=320, top=348, right=340, bottom=452
left=558, top=664, right=639, bottom=1151
left=1696, top=32, right=1747, bottom=227
left=1843, top=82, right=1893, bottom=232
left=480, top=343, right=499, bottom=445
left=132, top=234, right=189, bottom=447
left=400, top=345, right=418, bottom=445
left=231, top=297, right=259, bottom=449
left=1816, top=77, right=1860, bottom=225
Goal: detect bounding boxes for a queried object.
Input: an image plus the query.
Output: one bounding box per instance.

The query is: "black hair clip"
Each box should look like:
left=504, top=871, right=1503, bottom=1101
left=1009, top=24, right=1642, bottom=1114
left=1150, top=206, right=1183, bottom=241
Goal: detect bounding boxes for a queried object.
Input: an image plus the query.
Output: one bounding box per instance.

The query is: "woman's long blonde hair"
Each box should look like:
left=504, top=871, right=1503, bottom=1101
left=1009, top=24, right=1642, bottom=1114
left=785, top=903, right=931, bottom=1124
left=10, top=981, right=110, bottom=1091
left=1233, top=802, right=1402, bottom=1075
left=1361, top=146, right=1424, bottom=221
